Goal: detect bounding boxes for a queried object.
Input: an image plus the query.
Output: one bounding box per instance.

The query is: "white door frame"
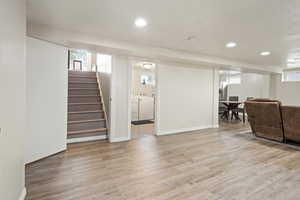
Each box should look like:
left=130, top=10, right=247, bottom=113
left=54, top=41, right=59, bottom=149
left=128, top=57, right=159, bottom=140
left=212, top=67, right=220, bottom=128
left=109, top=55, right=132, bottom=142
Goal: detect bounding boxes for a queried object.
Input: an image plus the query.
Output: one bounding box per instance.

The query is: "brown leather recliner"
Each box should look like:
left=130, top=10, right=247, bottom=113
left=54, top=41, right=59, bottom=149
left=281, top=106, right=300, bottom=143
left=245, top=99, right=284, bottom=142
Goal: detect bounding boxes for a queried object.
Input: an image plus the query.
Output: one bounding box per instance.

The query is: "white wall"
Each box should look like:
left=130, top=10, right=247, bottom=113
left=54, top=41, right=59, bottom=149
left=110, top=56, right=131, bottom=142
left=0, top=1, right=26, bottom=199
left=156, top=63, right=216, bottom=135
left=26, top=37, right=68, bottom=163
left=228, top=73, right=270, bottom=101
left=270, top=74, right=300, bottom=106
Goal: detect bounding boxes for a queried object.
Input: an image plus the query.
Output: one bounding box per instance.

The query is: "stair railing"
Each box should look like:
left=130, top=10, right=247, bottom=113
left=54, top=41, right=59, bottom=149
left=96, top=71, right=110, bottom=137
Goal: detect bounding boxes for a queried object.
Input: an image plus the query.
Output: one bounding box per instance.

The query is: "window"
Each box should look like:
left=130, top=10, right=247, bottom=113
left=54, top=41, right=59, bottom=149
left=219, top=70, right=241, bottom=86
left=283, top=70, right=300, bottom=82
left=229, top=74, right=241, bottom=84
left=141, top=74, right=154, bottom=85
left=97, top=54, right=112, bottom=73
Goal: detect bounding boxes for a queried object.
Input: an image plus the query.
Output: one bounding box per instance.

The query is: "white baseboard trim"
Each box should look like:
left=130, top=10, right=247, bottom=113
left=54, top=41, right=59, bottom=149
left=19, top=187, right=26, bottom=200
left=67, top=135, right=107, bottom=144
left=157, top=126, right=213, bottom=136
left=110, top=136, right=130, bottom=143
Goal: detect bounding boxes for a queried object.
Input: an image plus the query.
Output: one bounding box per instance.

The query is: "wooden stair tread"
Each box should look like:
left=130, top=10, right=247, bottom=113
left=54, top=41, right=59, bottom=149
left=68, top=95, right=100, bottom=97
left=69, top=88, right=98, bottom=90
left=68, top=110, right=103, bottom=114
left=68, top=70, right=96, bottom=73
left=68, top=128, right=107, bottom=135
left=69, top=102, right=101, bottom=105
left=68, top=119, right=105, bottom=124
left=68, top=81, right=97, bottom=84
left=68, top=75, right=96, bottom=78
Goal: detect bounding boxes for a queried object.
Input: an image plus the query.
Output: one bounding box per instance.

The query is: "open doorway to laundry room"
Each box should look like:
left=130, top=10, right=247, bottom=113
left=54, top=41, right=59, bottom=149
left=130, top=61, right=157, bottom=139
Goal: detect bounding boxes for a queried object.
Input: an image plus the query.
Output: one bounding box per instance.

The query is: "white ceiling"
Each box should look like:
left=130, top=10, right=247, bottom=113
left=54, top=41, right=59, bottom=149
left=27, top=0, right=300, bottom=68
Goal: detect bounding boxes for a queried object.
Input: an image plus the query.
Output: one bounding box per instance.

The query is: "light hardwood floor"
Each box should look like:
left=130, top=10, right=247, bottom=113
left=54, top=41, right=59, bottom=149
left=26, top=123, right=300, bottom=200
left=131, top=123, right=155, bottom=139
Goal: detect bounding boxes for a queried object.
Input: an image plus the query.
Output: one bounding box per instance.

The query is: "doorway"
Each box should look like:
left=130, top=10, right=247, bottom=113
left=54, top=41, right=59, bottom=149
left=218, top=69, right=270, bottom=129
left=218, top=70, right=245, bottom=127
left=130, top=61, right=156, bottom=139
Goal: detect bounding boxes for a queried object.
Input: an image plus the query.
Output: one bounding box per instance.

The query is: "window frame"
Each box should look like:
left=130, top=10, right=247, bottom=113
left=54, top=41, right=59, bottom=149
left=282, top=69, right=300, bottom=82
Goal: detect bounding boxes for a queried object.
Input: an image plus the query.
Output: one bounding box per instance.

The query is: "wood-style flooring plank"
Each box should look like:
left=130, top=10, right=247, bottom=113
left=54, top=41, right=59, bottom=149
left=26, top=122, right=300, bottom=200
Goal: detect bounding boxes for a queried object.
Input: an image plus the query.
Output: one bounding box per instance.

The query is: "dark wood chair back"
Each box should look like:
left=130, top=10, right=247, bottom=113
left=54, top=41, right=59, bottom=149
left=229, top=96, right=239, bottom=101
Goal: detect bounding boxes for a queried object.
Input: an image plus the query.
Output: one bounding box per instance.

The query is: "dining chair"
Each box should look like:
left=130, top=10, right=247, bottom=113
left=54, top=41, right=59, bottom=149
left=219, top=102, right=228, bottom=120
left=227, top=96, right=240, bottom=121
left=229, top=96, right=239, bottom=111
left=231, top=97, right=253, bottom=123
left=229, top=96, right=239, bottom=101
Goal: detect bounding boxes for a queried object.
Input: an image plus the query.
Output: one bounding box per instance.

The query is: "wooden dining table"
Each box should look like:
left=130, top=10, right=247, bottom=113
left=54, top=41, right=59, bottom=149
left=219, top=101, right=244, bottom=120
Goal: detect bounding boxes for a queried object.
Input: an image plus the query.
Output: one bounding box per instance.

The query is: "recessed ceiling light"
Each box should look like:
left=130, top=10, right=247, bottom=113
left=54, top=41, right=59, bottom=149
left=135, top=18, right=147, bottom=27
left=142, top=63, right=154, bottom=69
left=260, top=51, right=271, bottom=56
left=226, top=42, right=237, bottom=48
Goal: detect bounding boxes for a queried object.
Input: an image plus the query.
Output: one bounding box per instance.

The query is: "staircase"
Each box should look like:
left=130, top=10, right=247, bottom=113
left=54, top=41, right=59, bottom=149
left=67, top=71, right=107, bottom=143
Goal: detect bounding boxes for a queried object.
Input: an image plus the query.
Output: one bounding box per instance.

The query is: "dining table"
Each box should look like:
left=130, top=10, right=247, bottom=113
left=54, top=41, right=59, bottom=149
left=219, top=100, right=244, bottom=120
